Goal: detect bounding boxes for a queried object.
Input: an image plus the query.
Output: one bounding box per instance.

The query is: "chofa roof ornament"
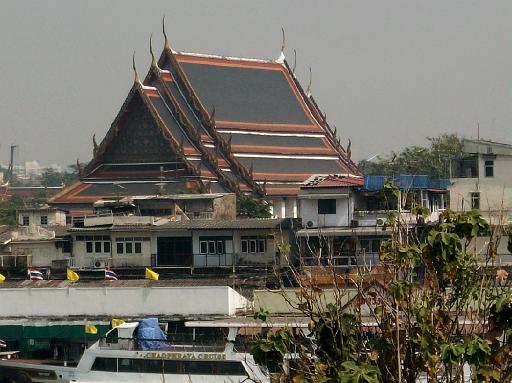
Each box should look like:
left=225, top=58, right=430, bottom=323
left=276, top=27, right=286, bottom=64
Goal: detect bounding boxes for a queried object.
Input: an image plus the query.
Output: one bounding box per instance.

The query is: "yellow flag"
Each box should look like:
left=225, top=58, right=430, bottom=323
left=84, top=324, right=98, bottom=334
left=67, top=268, right=79, bottom=282
left=145, top=268, right=159, bottom=281
left=111, top=318, right=125, bottom=329
left=0, top=273, right=5, bottom=283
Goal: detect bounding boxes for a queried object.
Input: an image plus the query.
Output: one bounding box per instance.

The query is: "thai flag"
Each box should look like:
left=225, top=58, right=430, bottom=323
left=105, top=268, right=118, bottom=281
left=29, top=269, right=44, bottom=281
left=0, top=340, right=6, bottom=348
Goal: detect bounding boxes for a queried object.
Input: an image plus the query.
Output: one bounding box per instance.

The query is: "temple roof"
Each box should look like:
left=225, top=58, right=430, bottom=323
left=51, top=34, right=359, bottom=209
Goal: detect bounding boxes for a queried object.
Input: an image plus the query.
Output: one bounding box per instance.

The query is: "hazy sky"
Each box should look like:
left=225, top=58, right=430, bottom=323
left=0, top=1, right=510, bottom=168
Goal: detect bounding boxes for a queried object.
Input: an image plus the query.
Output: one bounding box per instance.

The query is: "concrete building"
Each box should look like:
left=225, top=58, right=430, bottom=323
left=450, top=138, right=512, bottom=222
left=297, top=174, right=449, bottom=268
left=69, top=216, right=291, bottom=269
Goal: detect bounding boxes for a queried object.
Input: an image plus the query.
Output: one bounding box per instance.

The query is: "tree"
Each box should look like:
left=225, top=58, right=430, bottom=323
left=359, top=134, right=463, bottom=178
left=0, top=196, right=26, bottom=225
left=251, top=203, right=511, bottom=382
left=237, top=195, right=272, bottom=218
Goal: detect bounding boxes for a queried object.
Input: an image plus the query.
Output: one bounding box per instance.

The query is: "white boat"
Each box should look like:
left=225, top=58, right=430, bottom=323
left=0, top=321, right=270, bottom=383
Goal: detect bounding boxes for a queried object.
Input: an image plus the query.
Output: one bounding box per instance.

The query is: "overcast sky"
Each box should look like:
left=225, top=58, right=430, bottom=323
left=0, top=1, right=510, bottom=168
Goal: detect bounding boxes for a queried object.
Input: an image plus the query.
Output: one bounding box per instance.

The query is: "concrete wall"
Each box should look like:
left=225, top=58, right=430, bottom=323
left=212, top=194, right=236, bottom=220
left=0, top=286, right=251, bottom=318
left=10, top=241, right=69, bottom=268
left=270, top=197, right=298, bottom=219
left=300, top=196, right=351, bottom=228
left=254, top=289, right=356, bottom=314
left=450, top=154, right=512, bottom=217
left=18, top=210, right=66, bottom=226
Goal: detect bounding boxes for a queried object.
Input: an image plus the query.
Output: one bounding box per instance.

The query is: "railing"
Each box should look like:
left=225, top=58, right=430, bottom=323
left=184, top=211, right=213, bottom=220
left=98, top=337, right=225, bottom=353
left=195, top=253, right=234, bottom=267
left=301, top=252, right=379, bottom=268
left=0, top=254, right=32, bottom=268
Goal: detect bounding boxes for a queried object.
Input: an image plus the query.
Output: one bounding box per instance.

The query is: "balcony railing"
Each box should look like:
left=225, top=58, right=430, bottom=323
left=0, top=254, right=32, bottom=269
left=184, top=211, right=213, bottom=220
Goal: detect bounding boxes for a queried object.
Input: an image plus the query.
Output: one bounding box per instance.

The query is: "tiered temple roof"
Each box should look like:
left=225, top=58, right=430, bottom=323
left=51, top=25, right=359, bottom=211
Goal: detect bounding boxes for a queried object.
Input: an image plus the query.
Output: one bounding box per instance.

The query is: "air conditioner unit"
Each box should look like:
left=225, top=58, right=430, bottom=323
left=376, top=218, right=386, bottom=227
left=306, top=220, right=317, bottom=228
left=94, top=260, right=106, bottom=268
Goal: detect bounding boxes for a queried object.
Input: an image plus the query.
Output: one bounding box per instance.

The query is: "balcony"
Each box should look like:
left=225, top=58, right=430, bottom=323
left=0, top=254, right=32, bottom=269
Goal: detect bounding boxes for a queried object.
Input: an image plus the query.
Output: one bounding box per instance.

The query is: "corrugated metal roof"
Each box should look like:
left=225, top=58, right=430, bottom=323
left=302, top=174, right=363, bottom=188
left=69, top=218, right=288, bottom=232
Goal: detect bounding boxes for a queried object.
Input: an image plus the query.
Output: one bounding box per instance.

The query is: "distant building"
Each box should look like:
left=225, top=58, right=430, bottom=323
left=450, top=138, right=512, bottom=222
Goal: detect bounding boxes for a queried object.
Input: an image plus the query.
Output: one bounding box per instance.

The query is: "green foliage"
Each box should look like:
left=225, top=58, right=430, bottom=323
left=251, top=328, right=291, bottom=367
left=251, top=209, right=512, bottom=382
left=40, top=164, right=79, bottom=187
left=237, top=195, right=272, bottom=218
left=338, top=361, right=381, bottom=383
left=359, top=134, right=463, bottom=178
left=0, top=196, right=26, bottom=225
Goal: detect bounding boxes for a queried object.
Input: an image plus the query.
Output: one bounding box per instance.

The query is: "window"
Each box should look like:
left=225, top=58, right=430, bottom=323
left=95, top=242, right=102, bottom=253
left=115, top=237, right=146, bottom=255
left=257, top=239, right=265, bottom=253
left=241, top=236, right=267, bottom=254
left=40, top=215, right=48, bottom=225
left=484, top=160, right=494, bottom=177
left=86, top=242, right=93, bottom=253
left=249, top=239, right=257, bottom=253
left=22, top=216, right=29, bottom=226
left=208, top=241, right=216, bottom=254
left=200, top=241, right=208, bottom=254
left=91, top=357, right=117, bottom=372
left=318, top=199, right=336, bottom=214
left=103, top=241, right=111, bottom=253
left=471, top=192, right=480, bottom=210
left=217, top=241, right=224, bottom=255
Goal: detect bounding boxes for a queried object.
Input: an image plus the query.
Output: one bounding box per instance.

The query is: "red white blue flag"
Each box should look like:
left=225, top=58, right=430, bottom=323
left=105, top=268, right=118, bottom=281
left=28, top=269, right=44, bottom=281
left=0, top=339, right=6, bottom=348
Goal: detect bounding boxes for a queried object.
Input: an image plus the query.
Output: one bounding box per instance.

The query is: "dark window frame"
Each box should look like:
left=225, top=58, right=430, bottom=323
left=318, top=199, right=337, bottom=215
left=484, top=160, right=494, bottom=177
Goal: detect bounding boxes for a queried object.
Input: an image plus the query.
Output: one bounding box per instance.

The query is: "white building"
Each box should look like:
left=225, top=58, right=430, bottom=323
left=450, top=138, right=512, bottom=222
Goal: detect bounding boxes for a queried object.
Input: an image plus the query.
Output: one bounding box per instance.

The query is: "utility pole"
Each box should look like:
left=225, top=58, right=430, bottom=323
left=6, top=144, right=18, bottom=185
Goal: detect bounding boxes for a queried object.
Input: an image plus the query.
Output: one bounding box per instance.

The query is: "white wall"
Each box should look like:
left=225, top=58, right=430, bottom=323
left=10, top=241, right=68, bottom=268
left=18, top=210, right=66, bottom=226
left=0, top=286, right=251, bottom=317
left=300, top=197, right=351, bottom=227
left=450, top=154, right=512, bottom=218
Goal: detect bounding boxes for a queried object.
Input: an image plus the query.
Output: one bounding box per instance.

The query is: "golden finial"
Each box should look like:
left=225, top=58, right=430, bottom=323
left=132, top=51, right=140, bottom=85
left=292, top=49, right=297, bottom=74
left=162, top=15, right=170, bottom=51
left=306, top=67, right=312, bottom=96
left=150, top=34, right=157, bottom=68
left=281, top=27, right=286, bottom=54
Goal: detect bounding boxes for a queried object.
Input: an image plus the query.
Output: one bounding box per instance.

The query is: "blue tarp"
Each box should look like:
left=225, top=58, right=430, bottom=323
left=136, top=318, right=170, bottom=351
